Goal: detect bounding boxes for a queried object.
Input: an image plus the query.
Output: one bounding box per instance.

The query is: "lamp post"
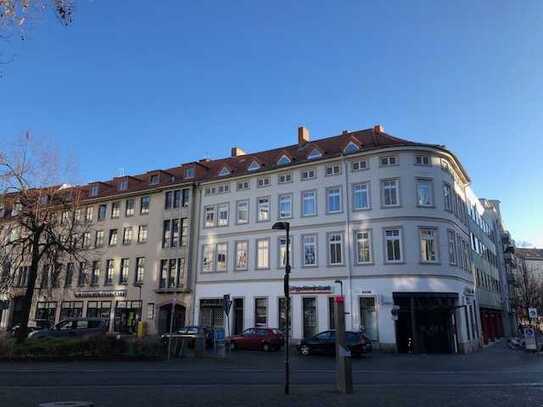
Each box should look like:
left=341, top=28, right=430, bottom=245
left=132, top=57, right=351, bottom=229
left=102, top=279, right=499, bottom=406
left=272, top=221, right=290, bottom=395
left=334, top=280, right=343, bottom=297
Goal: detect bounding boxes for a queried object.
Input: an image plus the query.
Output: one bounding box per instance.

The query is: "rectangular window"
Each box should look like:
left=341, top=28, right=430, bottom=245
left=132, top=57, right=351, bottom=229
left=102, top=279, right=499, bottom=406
left=149, top=174, right=160, bottom=185
left=302, top=190, right=317, bottom=216
left=236, top=200, right=249, bottom=224
left=60, top=301, right=83, bottom=320
left=382, top=179, right=400, bottom=207
left=216, top=243, right=228, bottom=272
left=257, top=177, right=270, bottom=188
left=165, top=191, right=173, bottom=209
left=108, top=229, right=118, bottom=246
left=168, top=259, right=177, bottom=288
left=352, top=183, right=370, bottom=210
left=237, top=180, right=250, bottom=191
left=327, top=187, right=342, bottom=213
left=204, top=206, right=215, bottom=227
left=82, top=232, right=91, bottom=249
left=159, top=260, right=168, bottom=288
left=125, top=199, right=135, bottom=216
left=105, top=259, right=114, bottom=285
left=162, top=220, right=171, bottom=248
left=256, top=239, right=270, bottom=269
left=415, top=154, right=431, bottom=166
left=90, top=185, right=99, bottom=197
left=303, top=297, right=318, bottom=338
left=380, top=156, right=398, bottom=166
left=278, top=236, right=291, bottom=268
left=118, top=179, right=128, bottom=191
left=217, top=203, right=229, bottom=226
left=257, top=197, right=270, bottom=222
left=91, top=261, right=100, bottom=286
left=255, top=298, right=268, bottom=328
left=384, top=228, right=402, bottom=263
left=111, top=202, right=120, bottom=219
left=123, top=227, right=133, bottom=245
left=448, top=230, right=457, bottom=266
left=325, top=164, right=341, bottom=176
left=184, top=167, right=194, bottom=178
left=171, top=219, right=180, bottom=247
left=328, top=232, right=343, bottom=265
left=65, top=263, right=74, bottom=288
left=351, top=159, right=368, bottom=171
left=140, top=196, right=150, bottom=215
left=95, top=230, right=104, bottom=248
left=420, top=228, right=439, bottom=263
left=278, top=194, right=292, bottom=219
left=301, top=168, right=316, bottom=180
left=98, top=204, right=107, bottom=221
left=443, top=184, right=452, bottom=212
left=85, top=206, right=93, bottom=223
left=138, top=225, right=148, bottom=243
left=180, top=218, right=188, bottom=247
left=416, top=179, right=434, bottom=207
left=302, top=234, right=317, bottom=266
left=181, top=188, right=190, bottom=207
left=278, top=173, right=292, bottom=184
left=202, top=245, right=215, bottom=272
left=355, top=230, right=372, bottom=264
left=77, top=262, right=87, bottom=287
left=235, top=241, right=249, bottom=270
left=119, top=258, right=129, bottom=284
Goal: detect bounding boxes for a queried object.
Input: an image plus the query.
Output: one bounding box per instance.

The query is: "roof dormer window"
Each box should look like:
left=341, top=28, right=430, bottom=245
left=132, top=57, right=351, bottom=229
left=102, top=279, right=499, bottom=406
left=343, top=141, right=360, bottom=154
left=149, top=174, right=160, bottom=185
left=218, top=167, right=231, bottom=177
left=184, top=167, right=195, bottom=179
left=277, top=154, right=291, bottom=166
left=307, top=148, right=322, bottom=160
left=118, top=179, right=128, bottom=191
left=89, top=185, right=99, bottom=197
left=248, top=160, right=261, bottom=171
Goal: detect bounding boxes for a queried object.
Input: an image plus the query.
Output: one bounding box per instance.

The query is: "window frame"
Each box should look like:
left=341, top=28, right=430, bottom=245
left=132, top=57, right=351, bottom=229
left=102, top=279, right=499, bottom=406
left=301, top=189, right=317, bottom=217
left=255, top=238, right=270, bottom=270
left=217, top=202, right=230, bottom=227
left=416, top=178, right=435, bottom=208
left=381, top=178, right=401, bottom=208
left=327, top=232, right=344, bottom=266
left=352, top=182, right=371, bottom=211
left=383, top=227, right=403, bottom=264
left=236, top=199, right=249, bottom=225
left=301, top=234, right=318, bottom=268
left=354, top=229, right=373, bottom=265
left=256, top=196, right=271, bottom=223
left=278, top=193, right=293, bottom=219
left=234, top=240, right=249, bottom=271
left=326, top=186, right=343, bottom=214
left=419, top=227, right=440, bottom=264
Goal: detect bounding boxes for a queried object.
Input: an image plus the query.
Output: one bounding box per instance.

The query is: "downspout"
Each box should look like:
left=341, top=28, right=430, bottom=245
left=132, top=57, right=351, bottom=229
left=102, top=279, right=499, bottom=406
left=189, top=182, right=201, bottom=325
left=342, top=156, right=354, bottom=330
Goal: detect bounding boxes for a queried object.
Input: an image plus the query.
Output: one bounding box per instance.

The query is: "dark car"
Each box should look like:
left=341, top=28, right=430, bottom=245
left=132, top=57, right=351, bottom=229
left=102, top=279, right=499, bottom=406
left=27, top=318, right=108, bottom=339
left=228, top=328, right=284, bottom=352
left=297, top=330, right=372, bottom=357
left=9, top=319, right=51, bottom=337
left=160, top=326, right=214, bottom=348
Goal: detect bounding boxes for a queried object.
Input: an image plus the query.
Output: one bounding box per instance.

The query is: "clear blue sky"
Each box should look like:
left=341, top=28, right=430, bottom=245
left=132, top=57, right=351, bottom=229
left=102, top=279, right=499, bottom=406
left=1, top=0, right=542, bottom=247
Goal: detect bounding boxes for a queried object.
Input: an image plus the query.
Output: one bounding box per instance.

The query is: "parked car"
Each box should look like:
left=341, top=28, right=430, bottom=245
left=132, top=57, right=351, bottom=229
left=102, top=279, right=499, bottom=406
left=228, top=328, right=284, bottom=352
left=9, top=319, right=51, bottom=337
left=160, top=326, right=214, bottom=348
left=297, top=330, right=372, bottom=357
left=27, top=318, right=108, bottom=339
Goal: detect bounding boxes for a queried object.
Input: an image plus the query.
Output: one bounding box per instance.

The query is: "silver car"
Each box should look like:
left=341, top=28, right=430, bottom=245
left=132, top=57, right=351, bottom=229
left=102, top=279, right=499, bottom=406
left=28, top=318, right=108, bottom=339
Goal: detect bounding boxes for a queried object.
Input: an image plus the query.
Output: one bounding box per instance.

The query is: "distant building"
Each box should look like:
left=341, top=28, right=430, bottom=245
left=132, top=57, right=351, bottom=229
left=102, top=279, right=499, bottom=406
left=516, top=248, right=543, bottom=280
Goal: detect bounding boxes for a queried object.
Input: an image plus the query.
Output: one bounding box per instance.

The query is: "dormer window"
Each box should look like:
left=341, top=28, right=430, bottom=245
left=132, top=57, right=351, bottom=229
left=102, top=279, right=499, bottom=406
left=307, top=148, right=322, bottom=160
left=149, top=174, right=160, bottom=185
left=118, top=179, right=128, bottom=191
left=248, top=160, right=261, bottom=171
left=343, top=141, right=359, bottom=154
left=277, top=155, right=291, bottom=166
left=89, top=185, right=99, bottom=197
left=218, top=167, right=231, bottom=177
left=184, top=167, right=195, bottom=179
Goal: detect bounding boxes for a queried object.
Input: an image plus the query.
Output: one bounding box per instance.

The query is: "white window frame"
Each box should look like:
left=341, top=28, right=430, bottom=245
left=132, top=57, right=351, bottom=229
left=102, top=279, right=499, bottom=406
left=237, top=180, right=250, bottom=191
left=343, top=141, right=359, bottom=154
left=277, top=236, right=292, bottom=269
left=326, top=186, right=343, bottom=214
left=204, top=206, right=216, bottom=228
left=415, top=154, right=431, bottom=166
left=277, top=155, right=291, bottom=166
left=416, top=178, right=434, bottom=207
left=352, top=182, right=370, bottom=210
left=448, top=229, right=457, bottom=266
left=307, top=148, right=322, bottom=160
left=256, top=196, right=271, bottom=223
left=248, top=160, right=261, bottom=171
left=302, top=234, right=318, bottom=267
left=257, top=176, right=271, bottom=188
left=256, top=238, right=270, bottom=270
left=278, top=193, right=293, bottom=219
left=383, top=228, right=403, bottom=264
left=351, top=159, right=368, bottom=172
left=301, top=190, right=317, bottom=217
left=328, top=232, right=344, bottom=266
left=202, top=244, right=215, bottom=272
left=300, top=168, right=316, bottom=181
left=234, top=240, right=249, bottom=271
left=355, top=230, right=373, bottom=264
left=217, top=203, right=229, bottom=227
left=325, top=164, right=341, bottom=177
left=419, top=227, right=439, bottom=264
left=278, top=172, right=293, bottom=184
left=380, top=155, right=399, bottom=167
left=381, top=178, right=400, bottom=208
left=236, top=200, right=249, bottom=225
left=216, top=242, right=228, bottom=272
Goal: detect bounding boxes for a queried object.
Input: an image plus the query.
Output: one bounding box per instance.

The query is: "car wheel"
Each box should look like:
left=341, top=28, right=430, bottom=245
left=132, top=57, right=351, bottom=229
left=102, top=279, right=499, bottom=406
left=300, top=345, right=310, bottom=356
left=262, top=343, right=270, bottom=352
left=230, top=342, right=237, bottom=351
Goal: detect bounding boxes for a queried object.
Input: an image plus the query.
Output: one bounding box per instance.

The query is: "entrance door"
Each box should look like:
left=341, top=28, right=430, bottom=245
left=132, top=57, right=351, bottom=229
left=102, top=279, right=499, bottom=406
left=158, top=304, right=186, bottom=334
left=302, top=297, right=317, bottom=338
left=199, top=299, right=224, bottom=329
left=233, top=298, right=244, bottom=335
left=360, top=297, right=378, bottom=341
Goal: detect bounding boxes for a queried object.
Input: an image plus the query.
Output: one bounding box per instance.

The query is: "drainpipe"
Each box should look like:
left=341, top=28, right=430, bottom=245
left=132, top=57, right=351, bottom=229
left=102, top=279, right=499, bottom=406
left=342, top=156, right=354, bottom=330
left=189, top=183, right=201, bottom=326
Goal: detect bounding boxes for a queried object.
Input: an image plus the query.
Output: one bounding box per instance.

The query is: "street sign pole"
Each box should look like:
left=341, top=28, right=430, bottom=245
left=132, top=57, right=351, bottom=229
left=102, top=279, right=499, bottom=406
left=335, top=295, right=353, bottom=394
left=167, top=298, right=176, bottom=360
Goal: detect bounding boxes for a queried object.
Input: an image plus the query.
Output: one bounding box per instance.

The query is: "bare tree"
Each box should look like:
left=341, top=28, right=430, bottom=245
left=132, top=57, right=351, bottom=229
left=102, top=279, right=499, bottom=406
left=1, top=0, right=74, bottom=33
left=510, top=257, right=543, bottom=321
left=0, top=132, right=90, bottom=342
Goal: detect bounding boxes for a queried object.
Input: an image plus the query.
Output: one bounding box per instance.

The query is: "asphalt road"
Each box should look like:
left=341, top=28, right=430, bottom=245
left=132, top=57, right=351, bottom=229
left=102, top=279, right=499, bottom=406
left=1, top=342, right=542, bottom=407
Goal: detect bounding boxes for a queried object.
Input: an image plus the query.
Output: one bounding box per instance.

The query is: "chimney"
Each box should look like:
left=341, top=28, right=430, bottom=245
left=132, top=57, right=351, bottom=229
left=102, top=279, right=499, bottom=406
left=373, top=124, right=384, bottom=135
left=298, top=126, right=310, bottom=145
left=231, top=147, right=246, bottom=157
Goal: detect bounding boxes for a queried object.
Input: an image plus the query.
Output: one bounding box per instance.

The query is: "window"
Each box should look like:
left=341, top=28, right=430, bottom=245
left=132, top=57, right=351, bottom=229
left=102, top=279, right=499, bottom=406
left=382, top=179, right=400, bottom=207
left=416, top=179, right=434, bottom=207
left=218, top=167, right=230, bottom=176
left=327, top=187, right=342, bottom=213
left=443, top=184, right=452, bottom=212
left=184, top=167, right=194, bottom=178
left=36, top=302, right=57, bottom=324
left=91, top=261, right=100, bottom=286
left=302, top=235, right=317, bottom=266
left=118, top=179, right=128, bottom=191
left=277, top=155, right=291, bottom=166
left=95, top=230, right=104, bottom=248
left=325, top=164, right=341, bottom=176
left=384, top=228, right=402, bottom=263
left=352, top=183, right=369, bottom=210
left=60, top=301, right=83, bottom=320
left=278, top=194, right=292, bottom=218
left=140, top=196, right=150, bottom=215
left=301, top=168, right=316, bottom=180
left=237, top=180, right=250, bottom=191
left=216, top=243, right=228, bottom=272
left=420, top=228, right=438, bottom=263
left=159, top=258, right=184, bottom=289
left=65, top=263, right=74, bottom=288
left=202, top=245, right=215, bottom=272
left=138, top=225, right=148, bottom=243
left=328, top=232, right=343, bottom=265
left=105, top=259, right=114, bottom=285
left=302, top=297, right=318, bottom=338
left=180, top=219, right=188, bottom=247
left=236, top=200, right=249, bottom=224
left=162, top=220, right=172, bottom=248
left=355, top=231, right=372, bottom=264
left=302, top=190, right=317, bottom=216
left=307, top=148, right=322, bottom=160
left=257, top=197, right=270, bottom=222
left=217, top=203, right=229, bottom=226
left=119, top=258, right=129, bottom=284
left=108, top=229, right=118, bottom=246
left=77, top=262, right=87, bottom=287
left=343, top=141, right=359, bottom=154
left=416, top=154, right=431, bottom=166
left=98, top=204, right=107, bottom=221
left=125, top=199, right=135, bottom=216
left=278, top=236, right=291, bottom=268
left=135, top=257, right=145, bottom=284
left=247, top=160, right=261, bottom=171
left=235, top=241, right=248, bottom=270
left=204, top=206, right=215, bottom=227
left=82, top=232, right=91, bottom=248
left=257, top=177, right=270, bottom=188
left=380, top=155, right=398, bottom=166
left=123, top=227, right=133, bottom=245
left=360, top=297, right=378, bottom=341
left=149, top=174, right=160, bottom=185
left=90, top=185, right=99, bottom=197
left=255, top=298, right=268, bottom=328
left=351, top=159, right=368, bottom=171
left=256, top=239, right=270, bottom=269
left=448, top=230, right=457, bottom=266
left=181, top=189, right=190, bottom=207
left=278, top=172, right=292, bottom=184
left=85, top=206, right=93, bottom=223
left=111, top=202, right=120, bottom=219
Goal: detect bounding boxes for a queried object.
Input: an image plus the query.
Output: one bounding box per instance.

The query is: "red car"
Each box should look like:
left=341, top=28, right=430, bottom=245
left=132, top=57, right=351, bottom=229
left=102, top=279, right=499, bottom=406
left=228, top=328, right=284, bottom=352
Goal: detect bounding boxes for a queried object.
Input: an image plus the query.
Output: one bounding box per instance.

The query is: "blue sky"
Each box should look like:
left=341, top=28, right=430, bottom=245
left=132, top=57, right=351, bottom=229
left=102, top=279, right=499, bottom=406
left=1, top=0, right=542, bottom=246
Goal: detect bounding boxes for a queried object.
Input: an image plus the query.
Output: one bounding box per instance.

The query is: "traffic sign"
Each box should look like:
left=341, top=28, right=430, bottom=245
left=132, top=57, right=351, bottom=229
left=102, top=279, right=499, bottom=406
left=528, top=308, right=538, bottom=319
left=524, top=327, right=537, bottom=351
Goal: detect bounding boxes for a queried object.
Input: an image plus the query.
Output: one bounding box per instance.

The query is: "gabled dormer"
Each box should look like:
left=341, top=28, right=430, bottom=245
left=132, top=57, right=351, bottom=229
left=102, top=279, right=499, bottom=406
left=306, top=146, right=323, bottom=160
left=218, top=166, right=231, bottom=177
left=342, top=139, right=360, bottom=155
left=247, top=159, right=261, bottom=172
left=276, top=152, right=292, bottom=166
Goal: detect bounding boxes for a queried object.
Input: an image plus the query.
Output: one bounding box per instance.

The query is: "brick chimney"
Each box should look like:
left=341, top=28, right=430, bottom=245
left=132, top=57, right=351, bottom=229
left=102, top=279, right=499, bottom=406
left=231, top=147, right=246, bottom=157
left=298, top=126, right=310, bottom=145
left=373, top=124, right=384, bottom=135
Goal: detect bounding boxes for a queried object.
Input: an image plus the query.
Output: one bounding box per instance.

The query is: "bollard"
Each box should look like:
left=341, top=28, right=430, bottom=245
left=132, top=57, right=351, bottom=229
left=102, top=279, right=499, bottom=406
left=39, top=402, right=94, bottom=407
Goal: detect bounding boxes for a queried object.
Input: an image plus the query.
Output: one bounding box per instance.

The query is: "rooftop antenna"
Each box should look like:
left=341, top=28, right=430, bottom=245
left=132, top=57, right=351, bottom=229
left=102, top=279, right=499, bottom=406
left=119, top=168, right=125, bottom=177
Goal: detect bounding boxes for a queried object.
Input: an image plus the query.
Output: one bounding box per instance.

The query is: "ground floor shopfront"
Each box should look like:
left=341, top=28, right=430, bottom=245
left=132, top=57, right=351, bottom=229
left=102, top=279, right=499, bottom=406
left=479, top=307, right=505, bottom=344
left=194, top=276, right=481, bottom=353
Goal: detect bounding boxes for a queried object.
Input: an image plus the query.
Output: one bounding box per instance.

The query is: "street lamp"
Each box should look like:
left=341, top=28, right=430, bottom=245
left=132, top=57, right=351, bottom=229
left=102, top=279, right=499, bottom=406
left=272, top=221, right=290, bottom=395
left=334, top=280, right=343, bottom=297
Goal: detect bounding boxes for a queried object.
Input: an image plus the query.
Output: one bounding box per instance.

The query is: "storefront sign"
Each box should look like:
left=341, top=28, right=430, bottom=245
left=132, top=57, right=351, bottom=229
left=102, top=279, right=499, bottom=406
left=290, top=285, right=332, bottom=294
left=74, top=290, right=127, bottom=298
